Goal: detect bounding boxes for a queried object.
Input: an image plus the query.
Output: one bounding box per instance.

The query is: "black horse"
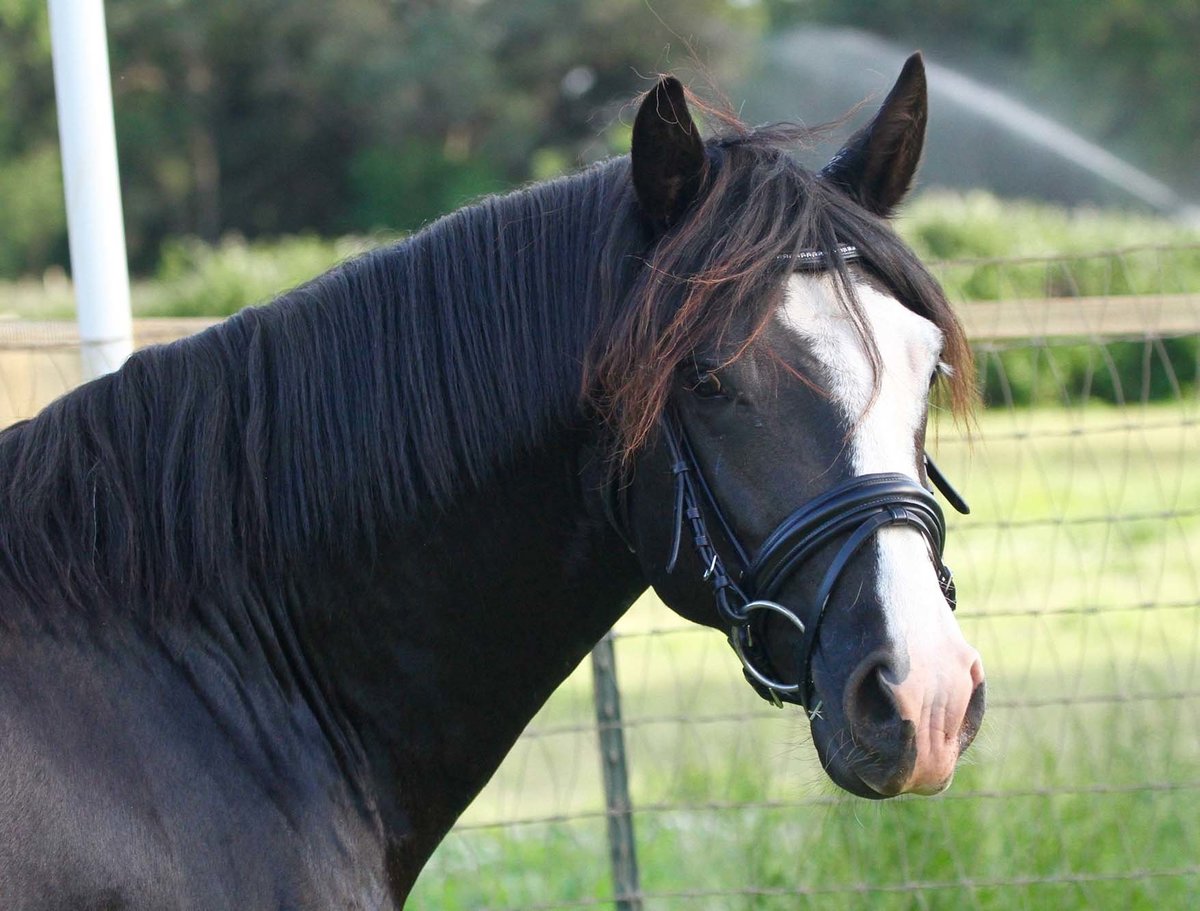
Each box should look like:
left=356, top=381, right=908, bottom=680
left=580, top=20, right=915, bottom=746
left=0, top=55, right=983, bottom=908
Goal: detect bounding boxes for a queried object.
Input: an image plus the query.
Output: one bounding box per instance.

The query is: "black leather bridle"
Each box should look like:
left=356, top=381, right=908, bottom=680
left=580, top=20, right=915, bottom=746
left=660, top=410, right=967, bottom=709
left=612, top=243, right=970, bottom=710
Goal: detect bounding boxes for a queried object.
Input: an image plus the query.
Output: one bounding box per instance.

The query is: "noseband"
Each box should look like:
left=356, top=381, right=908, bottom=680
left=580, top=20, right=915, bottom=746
left=660, top=411, right=966, bottom=709
left=611, top=243, right=970, bottom=709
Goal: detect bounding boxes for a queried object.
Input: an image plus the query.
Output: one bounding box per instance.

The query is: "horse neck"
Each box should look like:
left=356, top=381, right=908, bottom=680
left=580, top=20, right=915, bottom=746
left=214, top=185, right=646, bottom=884
left=293, top=424, right=644, bottom=895
left=0, top=169, right=649, bottom=888
left=0, top=158, right=639, bottom=621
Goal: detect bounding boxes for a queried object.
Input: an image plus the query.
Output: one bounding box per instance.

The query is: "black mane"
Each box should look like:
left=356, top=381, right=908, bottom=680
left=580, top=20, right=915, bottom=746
left=0, top=128, right=969, bottom=623
left=0, top=158, right=644, bottom=619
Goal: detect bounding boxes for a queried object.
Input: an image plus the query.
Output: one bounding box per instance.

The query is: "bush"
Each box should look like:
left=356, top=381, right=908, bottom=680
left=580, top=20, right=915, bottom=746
left=899, top=191, right=1200, bottom=300
left=978, top=337, right=1198, bottom=407
left=0, top=147, right=67, bottom=278
left=143, top=233, right=391, bottom=317
left=893, top=192, right=1200, bottom=405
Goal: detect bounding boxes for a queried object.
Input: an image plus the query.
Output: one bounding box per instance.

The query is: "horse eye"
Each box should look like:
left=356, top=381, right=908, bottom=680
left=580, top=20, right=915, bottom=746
left=931, top=359, right=952, bottom=388
left=690, top=371, right=723, bottom=398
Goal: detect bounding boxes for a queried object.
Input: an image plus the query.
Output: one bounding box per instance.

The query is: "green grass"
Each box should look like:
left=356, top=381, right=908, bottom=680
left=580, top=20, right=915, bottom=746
left=409, top=401, right=1200, bottom=910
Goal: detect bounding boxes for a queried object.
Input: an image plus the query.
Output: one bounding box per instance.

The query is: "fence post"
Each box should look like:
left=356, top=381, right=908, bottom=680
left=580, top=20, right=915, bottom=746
left=591, top=631, right=643, bottom=911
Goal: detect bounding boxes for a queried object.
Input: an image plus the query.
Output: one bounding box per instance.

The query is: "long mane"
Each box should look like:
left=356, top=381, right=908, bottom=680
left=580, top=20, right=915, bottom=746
left=0, top=158, right=644, bottom=618
left=0, top=120, right=972, bottom=622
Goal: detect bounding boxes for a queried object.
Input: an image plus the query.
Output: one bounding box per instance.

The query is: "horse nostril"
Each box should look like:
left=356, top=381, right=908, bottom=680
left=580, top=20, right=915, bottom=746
left=843, top=652, right=903, bottom=730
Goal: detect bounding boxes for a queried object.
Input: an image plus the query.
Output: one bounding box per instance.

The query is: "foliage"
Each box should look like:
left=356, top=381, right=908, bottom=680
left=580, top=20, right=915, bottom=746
left=0, top=145, right=65, bottom=277
left=977, top=338, right=1197, bottom=409
left=5, top=1, right=1198, bottom=281
left=898, top=191, right=1200, bottom=301
left=893, top=192, right=1200, bottom=407
left=345, top=143, right=505, bottom=236
left=0, top=0, right=63, bottom=276
left=143, top=233, right=382, bottom=317
left=900, top=191, right=1200, bottom=269
left=0, top=0, right=756, bottom=278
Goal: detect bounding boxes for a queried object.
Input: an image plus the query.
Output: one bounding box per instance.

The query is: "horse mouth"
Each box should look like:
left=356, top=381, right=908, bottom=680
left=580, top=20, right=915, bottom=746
left=810, top=715, right=919, bottom=800
left=809, top=679, right=986, bottom=799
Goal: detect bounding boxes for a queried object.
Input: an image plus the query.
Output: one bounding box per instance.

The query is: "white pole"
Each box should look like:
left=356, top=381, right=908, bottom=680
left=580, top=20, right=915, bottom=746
left=48, top=0, right=133, bottom=380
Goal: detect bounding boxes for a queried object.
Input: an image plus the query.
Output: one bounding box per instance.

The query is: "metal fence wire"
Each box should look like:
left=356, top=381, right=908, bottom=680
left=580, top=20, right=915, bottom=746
left=1, top=246, right=1197, bottom=910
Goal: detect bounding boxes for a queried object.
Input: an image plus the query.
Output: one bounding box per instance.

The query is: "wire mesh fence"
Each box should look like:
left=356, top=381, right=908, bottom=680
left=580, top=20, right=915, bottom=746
left=1, top=245, right=1197, bottom=909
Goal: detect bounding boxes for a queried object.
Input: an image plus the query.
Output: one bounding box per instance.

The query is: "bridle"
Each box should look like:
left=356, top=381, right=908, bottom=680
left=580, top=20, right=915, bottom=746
left=610, top=244, right=970, bottom=710
left=660, top=410, right=967, bottom=710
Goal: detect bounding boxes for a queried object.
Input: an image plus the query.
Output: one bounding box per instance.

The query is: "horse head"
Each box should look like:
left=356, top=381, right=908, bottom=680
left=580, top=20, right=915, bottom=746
left=609, top=55, right=985, bottom=799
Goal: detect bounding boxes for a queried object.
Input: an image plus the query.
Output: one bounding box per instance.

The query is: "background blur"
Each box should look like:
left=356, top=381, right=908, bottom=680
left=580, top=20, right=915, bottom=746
left=1, top=1, right=1198, bottom=908
left=2, top=0, right=1200, bottom=289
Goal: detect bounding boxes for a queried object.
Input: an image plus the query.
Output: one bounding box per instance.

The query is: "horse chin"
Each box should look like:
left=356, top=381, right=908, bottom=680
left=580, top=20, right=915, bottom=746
left=807, top=704, right=921, bottom=800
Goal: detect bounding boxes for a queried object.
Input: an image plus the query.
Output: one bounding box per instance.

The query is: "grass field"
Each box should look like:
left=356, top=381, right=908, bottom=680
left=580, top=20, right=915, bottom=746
left=409, top=400, right=1200, bottom=910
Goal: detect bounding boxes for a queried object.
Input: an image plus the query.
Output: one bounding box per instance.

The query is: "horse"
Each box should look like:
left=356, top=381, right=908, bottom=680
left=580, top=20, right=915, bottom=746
left=0, top=53, right=984, bottom=908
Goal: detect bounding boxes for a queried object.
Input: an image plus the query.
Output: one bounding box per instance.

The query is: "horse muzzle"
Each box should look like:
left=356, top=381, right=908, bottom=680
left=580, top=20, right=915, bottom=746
left=810, top=615, right=987, bottom=798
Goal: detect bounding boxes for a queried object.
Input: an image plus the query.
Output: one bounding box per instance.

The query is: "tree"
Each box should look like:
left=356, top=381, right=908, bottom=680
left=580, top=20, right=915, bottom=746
left=0, top=0, right=65, bottom=275
left=0, top=0, right=758, bottom=277
left=775, top=0, right=1200, bottom=198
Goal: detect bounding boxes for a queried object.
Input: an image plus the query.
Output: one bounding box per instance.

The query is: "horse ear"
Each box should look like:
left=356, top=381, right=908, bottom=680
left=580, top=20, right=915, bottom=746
left=631, top=77, right=706, bottom=226
left=821, top=52, right=928, bottom=217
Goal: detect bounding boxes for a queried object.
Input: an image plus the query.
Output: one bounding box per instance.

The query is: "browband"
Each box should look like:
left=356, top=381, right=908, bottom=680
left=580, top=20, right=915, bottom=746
left=779, top=243, right=860, bottom=271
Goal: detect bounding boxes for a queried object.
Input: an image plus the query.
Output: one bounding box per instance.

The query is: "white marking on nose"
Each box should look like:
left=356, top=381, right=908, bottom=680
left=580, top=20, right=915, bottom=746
left=781, top=273, right=982, bottom=790
left=780, top=273, right=943, bottom=477
left=781, top=272, right=945, bottom=639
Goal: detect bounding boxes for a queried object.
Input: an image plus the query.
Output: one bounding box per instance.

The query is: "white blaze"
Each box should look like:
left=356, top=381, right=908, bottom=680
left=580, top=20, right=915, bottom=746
left=779, top=273, right=953, bottom=661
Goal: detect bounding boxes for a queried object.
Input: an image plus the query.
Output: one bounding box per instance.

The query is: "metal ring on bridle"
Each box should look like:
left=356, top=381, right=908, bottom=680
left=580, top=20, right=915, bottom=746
left=731, top=599, right=807, bottom=694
